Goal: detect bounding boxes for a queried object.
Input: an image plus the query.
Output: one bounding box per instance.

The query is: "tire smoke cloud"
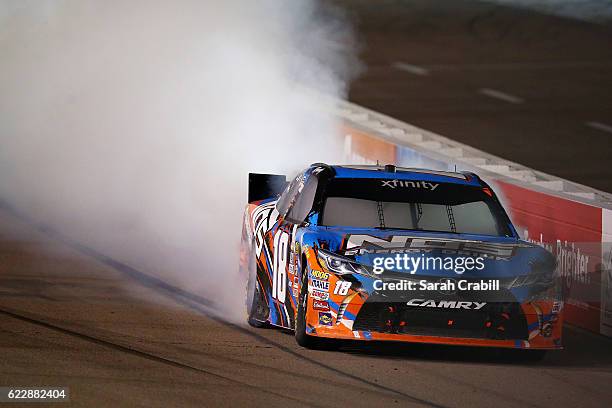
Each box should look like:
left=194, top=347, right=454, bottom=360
left=0, top=0, right=359, bottom=322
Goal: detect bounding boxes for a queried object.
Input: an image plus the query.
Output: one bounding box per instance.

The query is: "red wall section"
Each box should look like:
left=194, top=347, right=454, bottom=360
left=497, top=181, right=602, bottom=242
left=497, top=180, right=603, bottom=333
left=343, top=122, right=607, bottom=336
left=342, top=125, right=397, bottom=164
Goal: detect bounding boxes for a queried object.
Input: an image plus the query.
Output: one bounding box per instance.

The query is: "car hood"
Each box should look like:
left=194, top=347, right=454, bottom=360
left=304, top=226, right=555, bottom=279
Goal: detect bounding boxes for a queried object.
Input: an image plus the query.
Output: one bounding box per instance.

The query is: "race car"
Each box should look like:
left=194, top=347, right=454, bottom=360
left=240, top=163, right=563, bottom=355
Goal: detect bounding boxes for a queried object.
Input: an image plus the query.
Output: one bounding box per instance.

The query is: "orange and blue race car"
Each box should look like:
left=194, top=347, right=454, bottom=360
left=240, top=163, right=564, bottom=357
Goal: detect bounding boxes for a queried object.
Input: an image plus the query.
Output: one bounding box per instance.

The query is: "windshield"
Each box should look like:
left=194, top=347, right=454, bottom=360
left=319, top=178, right=514, bottom=237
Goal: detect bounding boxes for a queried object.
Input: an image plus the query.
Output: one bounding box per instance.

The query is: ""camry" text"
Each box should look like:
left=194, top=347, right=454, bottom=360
left=406, top=299, right=486, bottom=310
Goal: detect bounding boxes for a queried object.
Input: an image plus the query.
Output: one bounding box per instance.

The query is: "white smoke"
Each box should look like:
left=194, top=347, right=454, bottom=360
left=0, top=0, right=358, bottom=321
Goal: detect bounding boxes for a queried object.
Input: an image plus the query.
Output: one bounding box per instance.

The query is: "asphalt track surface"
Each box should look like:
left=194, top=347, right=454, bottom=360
left=1, top=203, right=612, bottom=408
left=342, top=0, right=612, bottom=193
left=2, top=2, right=612, bottom=408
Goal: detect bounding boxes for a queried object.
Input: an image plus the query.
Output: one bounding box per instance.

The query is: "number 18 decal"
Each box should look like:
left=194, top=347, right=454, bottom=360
left=272, top=230, right=289, bottom=303
left=334, top=281, right=352, bottom=296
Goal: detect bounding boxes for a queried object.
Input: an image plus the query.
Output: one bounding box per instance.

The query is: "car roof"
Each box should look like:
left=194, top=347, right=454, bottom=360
left=323, top=164, right=483, bottom=187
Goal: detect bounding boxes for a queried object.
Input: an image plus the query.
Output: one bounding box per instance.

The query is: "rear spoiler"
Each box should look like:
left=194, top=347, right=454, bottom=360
left=248, top=173, right=287, bottom=203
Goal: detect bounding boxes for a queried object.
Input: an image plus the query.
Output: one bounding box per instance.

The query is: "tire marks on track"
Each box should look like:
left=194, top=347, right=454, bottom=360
left=0, top=199, right=447, bottom=408
left=0, top=306, right=323, bottom=408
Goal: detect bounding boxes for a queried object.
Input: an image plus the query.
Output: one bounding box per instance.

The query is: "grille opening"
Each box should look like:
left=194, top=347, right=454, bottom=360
left=353, top=301, right=528, bottom=340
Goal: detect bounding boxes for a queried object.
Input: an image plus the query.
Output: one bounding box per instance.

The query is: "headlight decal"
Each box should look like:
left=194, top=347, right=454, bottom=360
left=317, top=249, right=372, bottom=276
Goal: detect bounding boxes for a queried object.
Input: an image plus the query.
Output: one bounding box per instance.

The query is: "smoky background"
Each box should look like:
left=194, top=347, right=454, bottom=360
left=0, top=0, right=360, bottom=321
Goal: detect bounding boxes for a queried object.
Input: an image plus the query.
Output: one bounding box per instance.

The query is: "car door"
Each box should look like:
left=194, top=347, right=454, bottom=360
left=268, top=173, right=319, bottom=328
left=256, top=173, right=302, bottom=328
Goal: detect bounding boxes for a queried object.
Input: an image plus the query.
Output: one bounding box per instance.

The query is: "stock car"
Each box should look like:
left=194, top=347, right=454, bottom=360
left=240, top=163, right=563, bottom=356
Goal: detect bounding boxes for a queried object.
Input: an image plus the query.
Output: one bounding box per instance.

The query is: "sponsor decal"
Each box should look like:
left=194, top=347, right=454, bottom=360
left=344, top=234, right=518, bottom=260
left=310, top=269, right=329, bottom=280
left=556, top=240, right=591, bottom=285
left=293, top=278, right=299, bottom=297
left=311, top=289, right=329, bottom=301
left=318, top=312, right=333, bottom=326
left=381, top=179, right=439, bottom=191
left=311, top=279, right=329, bottom=291
left=406, top=299, right=486, bottom=310
left=312, top=300, right=330, bottom=311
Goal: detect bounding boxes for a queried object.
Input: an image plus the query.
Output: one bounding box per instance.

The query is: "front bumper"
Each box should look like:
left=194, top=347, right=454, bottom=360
left=305, top=271, right=564, bottom=350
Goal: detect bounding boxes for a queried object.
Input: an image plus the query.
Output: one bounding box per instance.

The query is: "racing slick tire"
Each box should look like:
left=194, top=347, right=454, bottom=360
left=295, top=268, right=339, bottom=350
left=245, top=242, right=268, bottom=328
left=247, top=277, right=268, bottom=328
left=522, top=350, right=547, bottom=362
left=504, top=348, right=547, bottom=362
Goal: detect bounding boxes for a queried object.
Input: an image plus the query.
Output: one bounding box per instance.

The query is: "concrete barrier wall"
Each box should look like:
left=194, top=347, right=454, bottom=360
left=603, top=209, right=612, bottom=336
left=334, top=100, right=612, bottom=337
